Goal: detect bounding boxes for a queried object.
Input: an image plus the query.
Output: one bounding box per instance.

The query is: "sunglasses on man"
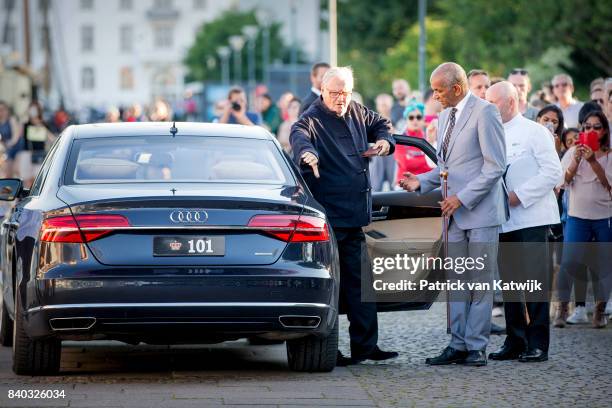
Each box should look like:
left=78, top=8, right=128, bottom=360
left=510, top=68, right=528, bottom=75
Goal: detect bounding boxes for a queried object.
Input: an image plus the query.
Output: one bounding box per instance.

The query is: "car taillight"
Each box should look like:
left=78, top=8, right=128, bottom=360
left=247, top=215, right=329, bottom=242
left=40, top=214, right=130, bottom=243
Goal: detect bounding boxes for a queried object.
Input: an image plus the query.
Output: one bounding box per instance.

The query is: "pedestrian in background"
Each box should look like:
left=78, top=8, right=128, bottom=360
left=507, top=68, right=539, bottom=121
left=552, top=74, right=584, bottom=128
left=299, top=62, right=330, bottom=115
left=555, top=111, right=611, bottom=329
left=276, top=97, right=300, bottom=155
left=256, top=93, right=282, bottom=135
left=290, top=66, right=399, bottom=366
left=394, top=100, right=431, bottom=186
left=467, top=69, right=490, bottom=99
left=218, top=87, right=261, bottom=126
left=369, top=93, right=397, bottom=191
left=0, top=101, right=22, bottom=178
left=536, top=105, right=565, bottom=156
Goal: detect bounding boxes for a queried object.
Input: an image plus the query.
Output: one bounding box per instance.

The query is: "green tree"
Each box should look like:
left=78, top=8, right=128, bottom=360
left=335, top=0, right=429, bottom=99
left=381, top=17, right=452, bottom=94
left=184, top=9, right=304, bottom=83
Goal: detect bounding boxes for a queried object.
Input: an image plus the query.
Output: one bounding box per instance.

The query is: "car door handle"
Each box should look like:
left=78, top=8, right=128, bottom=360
left=372, top=206, right=389, bottom=221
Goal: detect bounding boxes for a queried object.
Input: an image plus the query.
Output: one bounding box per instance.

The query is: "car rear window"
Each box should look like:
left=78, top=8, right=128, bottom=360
left=64, top=136, right=294, bottom=185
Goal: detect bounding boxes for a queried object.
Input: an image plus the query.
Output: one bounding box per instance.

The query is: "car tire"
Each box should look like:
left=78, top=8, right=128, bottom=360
left=12, top=295, right=61, bottom=375
left=286, top=316, right=338, bottom=372
left=0, top=298, right=13, bottom=347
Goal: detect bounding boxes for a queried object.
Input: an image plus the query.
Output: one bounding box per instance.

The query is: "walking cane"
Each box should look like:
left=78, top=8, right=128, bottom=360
left=440, top=169, right=451, bottom=334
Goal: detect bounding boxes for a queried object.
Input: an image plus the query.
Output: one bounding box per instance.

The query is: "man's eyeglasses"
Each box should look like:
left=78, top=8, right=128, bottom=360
left=327, top=90, right=352, bottom=99
left=510, top=68, right=528, bottom=75
left=553, top=82, right=569, bottom=88
left=408, top=115, right=423, bottom=121
left=583, top=124, right=603, bottom=131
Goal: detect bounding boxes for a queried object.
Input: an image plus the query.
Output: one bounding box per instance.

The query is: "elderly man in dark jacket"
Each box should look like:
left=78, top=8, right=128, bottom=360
left=290, top=66, right=398, bottom=366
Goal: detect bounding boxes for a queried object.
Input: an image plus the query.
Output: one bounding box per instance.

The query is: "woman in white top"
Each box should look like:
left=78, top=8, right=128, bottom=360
left=555, top=111, right=611, bottom=328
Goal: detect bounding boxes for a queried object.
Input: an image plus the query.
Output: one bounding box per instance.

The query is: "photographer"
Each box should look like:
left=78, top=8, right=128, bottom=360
left=555, top=111, right=611, bottom=329
left=218, top=87, right=261, bottom=126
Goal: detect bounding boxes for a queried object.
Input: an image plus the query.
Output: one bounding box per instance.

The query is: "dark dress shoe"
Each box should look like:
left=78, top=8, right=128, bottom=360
left=336, top=351, right=353, bottom=367
left=352, top=346, right=399, bottom=364
left=489, top=344, right=524, bottom=361
left=518, top=348, right=548, bottom=362
left=464, top=350, right=487, bottom=366
left=425, top=346, right=467, bottom=365
left=490, top=322, right=506, bottom=335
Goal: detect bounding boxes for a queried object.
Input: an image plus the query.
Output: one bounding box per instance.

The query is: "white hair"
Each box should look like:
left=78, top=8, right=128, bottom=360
left=321, top=66, right=354, bottom=90
left=552, top=73, right=573, bottom=86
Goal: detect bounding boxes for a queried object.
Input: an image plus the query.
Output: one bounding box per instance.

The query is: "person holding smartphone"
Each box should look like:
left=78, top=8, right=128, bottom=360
left=555, top=111, right=611, bottom=328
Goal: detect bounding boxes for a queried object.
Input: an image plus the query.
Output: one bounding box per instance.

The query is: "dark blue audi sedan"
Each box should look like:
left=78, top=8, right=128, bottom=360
left=0, top=122, right=442, bottom=376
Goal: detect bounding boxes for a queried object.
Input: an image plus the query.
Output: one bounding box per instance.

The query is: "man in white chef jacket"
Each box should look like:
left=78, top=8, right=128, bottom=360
left=485, top=81, right=562, bottom=363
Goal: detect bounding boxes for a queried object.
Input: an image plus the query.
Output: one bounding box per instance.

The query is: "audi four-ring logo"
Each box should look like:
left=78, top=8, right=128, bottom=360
left=169, top=210, right=209, bottom=223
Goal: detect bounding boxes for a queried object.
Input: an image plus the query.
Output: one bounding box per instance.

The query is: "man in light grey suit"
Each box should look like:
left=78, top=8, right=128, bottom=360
left=400, top=62, right=507, bottom=367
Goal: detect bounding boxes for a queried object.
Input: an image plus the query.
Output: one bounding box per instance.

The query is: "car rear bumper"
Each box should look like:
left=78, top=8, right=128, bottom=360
left=25, top=276, right=338, bottom=342
left=26, top=301, right=336, bottom=342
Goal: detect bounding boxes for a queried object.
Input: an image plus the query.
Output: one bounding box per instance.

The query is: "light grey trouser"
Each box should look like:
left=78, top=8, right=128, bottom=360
left=447, top=221, right=499, bottom=352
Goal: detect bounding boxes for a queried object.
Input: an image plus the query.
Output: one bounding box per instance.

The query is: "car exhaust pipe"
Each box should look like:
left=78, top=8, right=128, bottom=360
left=278, top=315, right=321, bottom=329
left=49, top=317, right=96, bottom=331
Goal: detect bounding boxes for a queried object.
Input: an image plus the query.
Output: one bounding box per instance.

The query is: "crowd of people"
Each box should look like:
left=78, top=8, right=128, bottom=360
left=0, top=61, right=610, bottom=366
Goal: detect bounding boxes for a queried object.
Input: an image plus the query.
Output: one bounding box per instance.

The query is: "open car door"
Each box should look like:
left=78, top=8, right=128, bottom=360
left=367, top=135, right=444, bottom=312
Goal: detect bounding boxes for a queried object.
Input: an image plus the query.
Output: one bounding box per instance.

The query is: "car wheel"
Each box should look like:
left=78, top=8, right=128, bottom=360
left=0, top=298, right=13, bottom=347
left=12, top=295, right=61, bottom=375
left=286, top=316, right=338, bottom=372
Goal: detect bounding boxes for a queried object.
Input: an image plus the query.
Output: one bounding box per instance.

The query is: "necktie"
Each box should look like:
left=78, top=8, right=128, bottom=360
left=442, top=107, right=457, bottom=161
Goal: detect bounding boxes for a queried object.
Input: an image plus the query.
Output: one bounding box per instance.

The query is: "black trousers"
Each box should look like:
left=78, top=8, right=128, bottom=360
left=333, top=226, right=378, bottom=357
left=498, top=226, right=550, bottom=352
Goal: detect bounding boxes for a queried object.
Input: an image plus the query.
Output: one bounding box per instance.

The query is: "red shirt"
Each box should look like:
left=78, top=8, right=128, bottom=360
left=394, top=128, right=431, bottom=184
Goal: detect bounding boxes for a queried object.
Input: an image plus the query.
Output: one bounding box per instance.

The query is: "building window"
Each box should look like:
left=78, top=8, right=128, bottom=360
left=81, top=25, right=94, bottom=52
left=154, top=0, right=172, bottom=9
left=193, top=0, right=206, bottom=9
left=120, top=25, right=133, bottom=52
left=4, top=0, right=16, bottom=10
left=153, top=25, right=173, bottom=48
left=81, top=67, right=95, bottom=90
left=120, top=67, right=134, bottom=90
left=80, top=0, right=93, bottom=10
left=119, top=0, right=132, bottom=10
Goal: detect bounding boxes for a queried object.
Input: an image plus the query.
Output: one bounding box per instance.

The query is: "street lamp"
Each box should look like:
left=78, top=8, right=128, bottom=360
left=256, top=9, right=273, bottom=86
left=289, top=0, right=298, bottom=95
left=216, top=46, right=230, bottom=85
left=242, top=25, right=258, bottom=89
left=229, top=35, right=245, bottom=85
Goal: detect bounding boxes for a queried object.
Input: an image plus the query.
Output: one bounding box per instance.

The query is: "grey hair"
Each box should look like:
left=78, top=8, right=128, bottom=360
left=552, top=73, right=573, bottom=86
left=321, top=66, right=354, bottom=90
left=430, top=62, right=468, bottom=90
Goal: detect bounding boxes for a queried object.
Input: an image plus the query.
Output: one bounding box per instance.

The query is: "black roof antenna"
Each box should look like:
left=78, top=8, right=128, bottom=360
left=170, top=121, right=178, bottom=137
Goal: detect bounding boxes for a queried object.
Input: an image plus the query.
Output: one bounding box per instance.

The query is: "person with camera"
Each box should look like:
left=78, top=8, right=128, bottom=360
left=555, top=111, right=611, bottom=329
left=218, top=87, right=261, bottom=126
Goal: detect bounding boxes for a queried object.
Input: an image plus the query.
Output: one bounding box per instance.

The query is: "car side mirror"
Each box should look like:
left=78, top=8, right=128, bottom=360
left=0, top=179, right=23, bottom=201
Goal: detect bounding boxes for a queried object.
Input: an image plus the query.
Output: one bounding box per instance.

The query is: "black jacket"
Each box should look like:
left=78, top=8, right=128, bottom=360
left=299, top=90, right=319, bottom=115
left=290, top=97, right=395, bottom=228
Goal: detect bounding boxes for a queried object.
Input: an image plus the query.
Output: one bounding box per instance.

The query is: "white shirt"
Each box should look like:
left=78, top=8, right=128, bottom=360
left=501, top=114, right=563, bottom=233
left=311, top=86, right=321, bottom=96
left=555, top=99, right=584, bottom=128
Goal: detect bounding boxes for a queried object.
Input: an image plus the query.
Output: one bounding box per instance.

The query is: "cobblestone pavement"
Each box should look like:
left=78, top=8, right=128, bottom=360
left=1, top=303, right=610, bottom=407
